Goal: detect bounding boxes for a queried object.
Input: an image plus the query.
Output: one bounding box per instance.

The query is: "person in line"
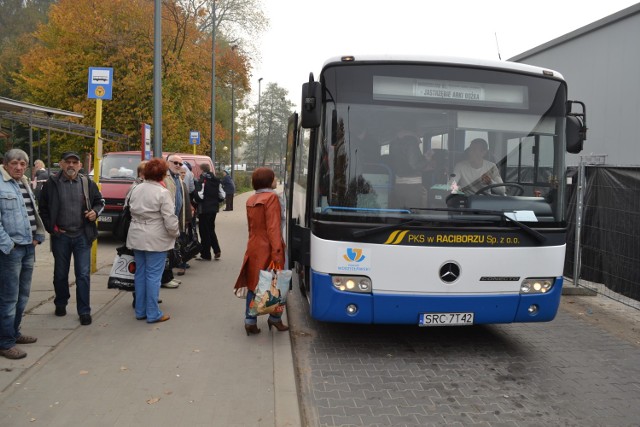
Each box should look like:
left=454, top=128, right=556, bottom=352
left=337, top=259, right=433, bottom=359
left=32, top=159, right=49, bottom=199
left=193, top=163, right=222, bottom=261
left=175, top=164, right=194, bottom=275
left=0, top=149, right=46, bottom=359
left=126, top=158, right=179, bottom=323
left=182, top=161, right=195, bottom=196
left=234, top=167, right=287, bottom=335
left=221, top=169, right=236, bottom=211
left=386, top=125, right=429, bottom=209
left=126, top=161, right=147, bottom=308
left=38, top=151, right=104, bottom=326
left=452, top=138, right=505, bottom=195
left=161, top=153, right=189, bottom=288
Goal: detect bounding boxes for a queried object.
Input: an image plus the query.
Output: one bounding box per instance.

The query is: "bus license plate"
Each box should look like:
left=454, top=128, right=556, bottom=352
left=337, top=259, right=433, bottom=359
left=419, top=312, right=474, bottom=326
left=98, top=216, right=112, bottom=223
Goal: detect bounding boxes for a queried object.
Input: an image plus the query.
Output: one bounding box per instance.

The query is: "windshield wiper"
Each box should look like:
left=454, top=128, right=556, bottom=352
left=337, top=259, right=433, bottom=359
left=410, top=207, right=547, bottom=243
left=352, top=207, right=546, bottom=243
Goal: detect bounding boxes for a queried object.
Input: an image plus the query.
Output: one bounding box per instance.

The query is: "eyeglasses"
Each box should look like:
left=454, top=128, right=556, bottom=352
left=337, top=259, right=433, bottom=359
left=171, top=161, right=183, bottom=167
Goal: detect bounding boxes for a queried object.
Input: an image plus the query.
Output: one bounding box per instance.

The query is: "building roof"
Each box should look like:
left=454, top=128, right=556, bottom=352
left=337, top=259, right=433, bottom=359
left=510, top=3, right=640, bottom=62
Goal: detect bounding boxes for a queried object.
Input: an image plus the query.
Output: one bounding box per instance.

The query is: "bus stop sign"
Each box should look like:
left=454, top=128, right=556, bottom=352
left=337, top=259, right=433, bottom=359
left=88, top=67, right=113, bottom=100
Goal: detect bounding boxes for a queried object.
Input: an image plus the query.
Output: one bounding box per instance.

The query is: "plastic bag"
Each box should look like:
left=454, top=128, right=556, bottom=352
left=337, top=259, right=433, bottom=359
left=276, top=269, right=292, bottom=304
left=107, top=246, right=136, bottom=291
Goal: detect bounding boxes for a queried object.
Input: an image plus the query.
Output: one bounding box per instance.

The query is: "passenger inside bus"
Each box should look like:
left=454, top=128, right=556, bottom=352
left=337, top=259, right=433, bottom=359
left=385, top=122, right=429, bottom=209
left=452, top=138, right=505, bottom=195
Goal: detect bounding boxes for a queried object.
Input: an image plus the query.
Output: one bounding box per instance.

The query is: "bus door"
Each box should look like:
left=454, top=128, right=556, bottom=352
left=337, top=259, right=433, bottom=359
left=284, top=113, right=311, bottom=270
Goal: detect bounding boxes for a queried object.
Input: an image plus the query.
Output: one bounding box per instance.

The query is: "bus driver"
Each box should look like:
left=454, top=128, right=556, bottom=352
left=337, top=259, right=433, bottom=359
left=453, top=138, right=505, bottom=195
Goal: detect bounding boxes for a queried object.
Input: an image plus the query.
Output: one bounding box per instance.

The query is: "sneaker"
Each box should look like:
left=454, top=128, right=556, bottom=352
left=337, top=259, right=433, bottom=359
left=0, top=346, right=27, bottom=360
left=15, top=335, right=37, bottom=345
left=80, top=314, right=92, bottom=325
left=161, top=279, right=180, bottom=289
left=55, top=305, right=66, bottom=316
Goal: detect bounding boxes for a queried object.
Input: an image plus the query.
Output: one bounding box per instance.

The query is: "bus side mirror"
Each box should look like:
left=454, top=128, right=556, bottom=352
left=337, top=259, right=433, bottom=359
left=301, top=75, right=322, bottom=129
left=566, top=100, right=587, bottom=154
left=566, top=116, right=586, bottom=154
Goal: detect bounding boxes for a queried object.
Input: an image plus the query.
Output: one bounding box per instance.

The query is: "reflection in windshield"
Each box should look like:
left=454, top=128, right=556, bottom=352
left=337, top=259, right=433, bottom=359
left=315, top=104, right=563, bottom=224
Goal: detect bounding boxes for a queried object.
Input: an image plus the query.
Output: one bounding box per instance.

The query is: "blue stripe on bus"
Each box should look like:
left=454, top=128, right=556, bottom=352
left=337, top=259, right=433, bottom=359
left=310, top=271, right=563, bottom=324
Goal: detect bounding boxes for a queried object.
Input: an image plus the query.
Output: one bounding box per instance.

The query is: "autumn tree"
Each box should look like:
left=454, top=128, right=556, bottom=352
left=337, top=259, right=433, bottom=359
left=0, top=0, right=55, bottom=97
left=13, top=0, right=257, bottom=158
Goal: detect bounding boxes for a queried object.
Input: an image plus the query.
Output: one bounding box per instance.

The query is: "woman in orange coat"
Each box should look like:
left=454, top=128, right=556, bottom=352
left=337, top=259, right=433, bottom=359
left=233, top=168, right=286, bottom=335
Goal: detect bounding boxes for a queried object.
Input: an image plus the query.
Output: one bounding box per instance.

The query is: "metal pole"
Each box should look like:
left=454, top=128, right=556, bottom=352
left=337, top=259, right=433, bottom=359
left=153, top=0, right=162, bottom=156
left=257, top=77, right=262, bottom=168
left=572, top=158, right=586, bottom=287
left=28, top=113, right=33, bottom=177
left=230, top=81, right=235, bottom=180
left=210, top=0, right=216, bottom=166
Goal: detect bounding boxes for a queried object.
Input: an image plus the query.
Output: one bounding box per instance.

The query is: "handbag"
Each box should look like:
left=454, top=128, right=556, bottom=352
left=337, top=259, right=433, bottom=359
left=114, top=205, right=131, bottom=242
left=179, top=224, right=201, bottom=262
left=114, top=183, right=138, bottom=242
left=168, top=242, right=182, bottom=268
left=218, top=183, right=226, bottom=203
left=107, top=246, right=136, bottom=291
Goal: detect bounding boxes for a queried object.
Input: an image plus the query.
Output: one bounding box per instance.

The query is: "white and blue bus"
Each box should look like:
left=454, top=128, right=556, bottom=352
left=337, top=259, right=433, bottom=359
left=283, top=55, right=586, bottom=326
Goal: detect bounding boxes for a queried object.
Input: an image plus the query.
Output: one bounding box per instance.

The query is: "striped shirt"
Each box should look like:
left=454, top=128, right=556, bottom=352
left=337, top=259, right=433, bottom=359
left=18, top=181, right=37, bottom=233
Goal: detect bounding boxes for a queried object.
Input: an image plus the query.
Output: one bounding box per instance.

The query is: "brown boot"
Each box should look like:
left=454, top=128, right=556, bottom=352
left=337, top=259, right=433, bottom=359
left=267, top=319, right=289, bottom=332
left=245, top=323, right=261, bottom=336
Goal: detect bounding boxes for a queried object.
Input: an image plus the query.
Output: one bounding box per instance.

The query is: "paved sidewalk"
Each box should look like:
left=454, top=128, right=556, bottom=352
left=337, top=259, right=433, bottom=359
left=0, top=190, right=301, bottom=427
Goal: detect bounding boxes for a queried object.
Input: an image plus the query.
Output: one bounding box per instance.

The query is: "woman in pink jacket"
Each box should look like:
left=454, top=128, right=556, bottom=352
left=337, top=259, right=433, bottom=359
left=233, top=168, right=286, bottom=335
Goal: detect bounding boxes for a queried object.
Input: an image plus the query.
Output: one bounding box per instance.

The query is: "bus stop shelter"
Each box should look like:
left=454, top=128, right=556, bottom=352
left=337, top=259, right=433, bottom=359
left=0, top=96, right=129, bottom=171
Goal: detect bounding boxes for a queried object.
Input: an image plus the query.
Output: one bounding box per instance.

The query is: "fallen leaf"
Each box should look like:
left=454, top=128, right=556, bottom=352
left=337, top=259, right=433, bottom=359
left=120, top=366, right=128, bottom=371
left=146, top=397, right=160, bottom=404
left=79, top=370, right=89, bottom=375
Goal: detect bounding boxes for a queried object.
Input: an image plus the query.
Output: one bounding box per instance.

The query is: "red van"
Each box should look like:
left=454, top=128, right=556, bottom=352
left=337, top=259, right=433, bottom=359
left=95, top=151, right=214, bottom=233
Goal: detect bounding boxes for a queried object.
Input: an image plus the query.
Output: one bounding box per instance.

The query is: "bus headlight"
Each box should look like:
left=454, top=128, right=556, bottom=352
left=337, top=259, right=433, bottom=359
left=520, top=278, right=554, bottom=294
left=332, top=276, right=372, bottom=293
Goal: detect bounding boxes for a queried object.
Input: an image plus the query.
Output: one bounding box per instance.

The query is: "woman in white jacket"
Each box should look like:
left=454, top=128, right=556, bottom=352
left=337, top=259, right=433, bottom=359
left=126, top=158, right=179, bottom=323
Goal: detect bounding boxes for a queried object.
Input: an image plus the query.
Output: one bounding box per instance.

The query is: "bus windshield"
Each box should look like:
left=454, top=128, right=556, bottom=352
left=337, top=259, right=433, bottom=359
left=313, top=63, right=567, bottom=225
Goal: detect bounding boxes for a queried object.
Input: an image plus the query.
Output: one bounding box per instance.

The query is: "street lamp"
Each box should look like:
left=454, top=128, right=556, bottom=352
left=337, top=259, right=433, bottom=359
left=210, top=1, right=217, bottom=166
left=230, top=46, right=236, bottom=180
left=256, top=77, right=262, bottom=168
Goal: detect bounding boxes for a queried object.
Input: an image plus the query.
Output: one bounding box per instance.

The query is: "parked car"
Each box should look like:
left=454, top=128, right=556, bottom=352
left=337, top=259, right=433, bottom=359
left=95, top=151, right=213, bottom=233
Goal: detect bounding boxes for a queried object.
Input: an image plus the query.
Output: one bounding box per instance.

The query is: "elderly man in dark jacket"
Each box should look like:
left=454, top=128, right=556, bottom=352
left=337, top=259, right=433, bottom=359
left=193, top=163, right=222, bottom=260
left=221, top=169, right=236, bottom=211
left=38, top=151, right=104, bottom=326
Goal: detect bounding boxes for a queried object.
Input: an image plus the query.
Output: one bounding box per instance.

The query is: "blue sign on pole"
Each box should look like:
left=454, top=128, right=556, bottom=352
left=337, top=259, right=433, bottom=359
left=189, top=131, right=200, bottom=146
left=88, top=67, right=113, bottom=100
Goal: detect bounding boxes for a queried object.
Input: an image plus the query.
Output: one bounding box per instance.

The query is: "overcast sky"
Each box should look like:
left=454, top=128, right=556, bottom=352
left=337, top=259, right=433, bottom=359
left=250, top=0, right=639, bottom=110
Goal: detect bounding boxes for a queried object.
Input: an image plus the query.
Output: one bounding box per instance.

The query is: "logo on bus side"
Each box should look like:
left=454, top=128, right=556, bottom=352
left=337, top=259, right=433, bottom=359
left=337, top=247, right=371, bottom=272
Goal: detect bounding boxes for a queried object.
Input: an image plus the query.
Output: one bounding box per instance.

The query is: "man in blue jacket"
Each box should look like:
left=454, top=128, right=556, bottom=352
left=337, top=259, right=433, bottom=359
left=38, top=151, right=104, bottom=326
left=0, top=149, right=46, bottom=359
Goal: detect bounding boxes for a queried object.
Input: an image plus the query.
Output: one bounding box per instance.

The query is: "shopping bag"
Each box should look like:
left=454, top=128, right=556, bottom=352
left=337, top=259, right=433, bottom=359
left=276, top=269, right=293, bottom=304
left=248, top=263, right=282, bottom=316
left=107, top=246, right=136, bottom=291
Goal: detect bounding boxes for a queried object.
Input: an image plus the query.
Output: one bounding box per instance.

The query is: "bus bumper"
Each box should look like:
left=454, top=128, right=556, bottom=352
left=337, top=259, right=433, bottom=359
left=310, top=272, right=563, bottom=325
